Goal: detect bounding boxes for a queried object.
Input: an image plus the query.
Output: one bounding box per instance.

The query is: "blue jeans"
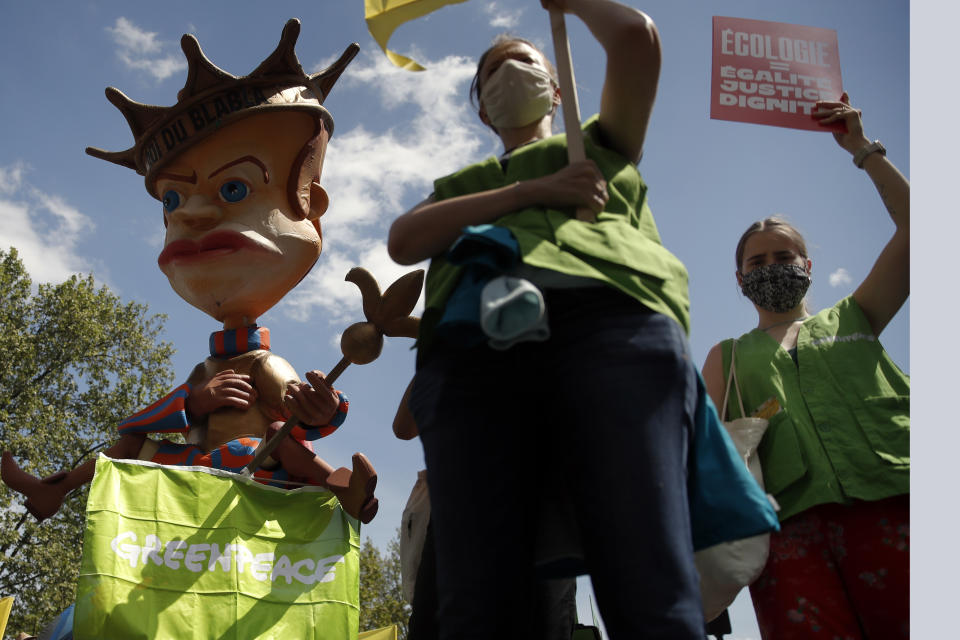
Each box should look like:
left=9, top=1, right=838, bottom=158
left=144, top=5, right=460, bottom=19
left=411, top=287, right=704, bottom=639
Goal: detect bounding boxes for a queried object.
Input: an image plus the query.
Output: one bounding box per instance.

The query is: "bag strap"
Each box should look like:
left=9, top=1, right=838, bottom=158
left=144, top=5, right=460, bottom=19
left=720, top=340, right=748, bottom=421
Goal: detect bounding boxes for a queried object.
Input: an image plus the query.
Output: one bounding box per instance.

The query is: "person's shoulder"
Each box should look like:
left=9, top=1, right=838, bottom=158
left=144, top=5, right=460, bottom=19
left=707, top=337, right=744, bottom=369
left=582, top=114, right=646, bottom=168
left=810, top=295, right=861, bottom=323
left=705, top=340, right=726, bottom=359
left=433, top=154, right=502, bottom=190
left=808, top=295, right=875, bottom=338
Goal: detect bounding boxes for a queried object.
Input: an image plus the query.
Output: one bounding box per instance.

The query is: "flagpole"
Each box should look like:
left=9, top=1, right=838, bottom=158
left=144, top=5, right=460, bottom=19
left=549, top=9, right=595, bottom=223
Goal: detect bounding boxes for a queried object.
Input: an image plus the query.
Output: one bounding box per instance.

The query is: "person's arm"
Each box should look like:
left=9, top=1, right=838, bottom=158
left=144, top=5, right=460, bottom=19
left=388, top=160, right=609, bottom=265
left=543, top=0, right=660, bottom=164
left=702, top=343, right=727, bottom=415
left=812, top=93, right=909, bottom=337
left=393, top=377, right=419, bottom=440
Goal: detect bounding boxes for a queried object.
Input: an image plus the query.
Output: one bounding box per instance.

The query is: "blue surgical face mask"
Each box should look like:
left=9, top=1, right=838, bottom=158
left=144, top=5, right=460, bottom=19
left=740, top=263, right=811, bottom=313
left=480, top=59, right=556, bottom=129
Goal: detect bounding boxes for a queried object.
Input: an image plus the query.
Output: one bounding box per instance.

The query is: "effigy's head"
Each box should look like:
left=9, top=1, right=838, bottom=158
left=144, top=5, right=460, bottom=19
left=87, top=20, right=359, bottom=325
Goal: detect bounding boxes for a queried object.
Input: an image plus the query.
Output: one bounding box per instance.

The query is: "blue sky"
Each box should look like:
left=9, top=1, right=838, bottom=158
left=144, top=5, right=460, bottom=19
left=0, top=0, right=923, bottom=637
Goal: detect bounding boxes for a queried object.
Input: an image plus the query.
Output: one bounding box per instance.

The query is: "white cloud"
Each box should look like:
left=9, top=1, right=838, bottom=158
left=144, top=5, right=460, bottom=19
left=0, top=164, right=95, bottom=284
left=828, top=267, right=852, bottom=287
left=107, top=17, right=186, bottom=82
left=483, top=2, right=524, bottom=30
left=29, top=190, right=94, bottom=237
left=108, top=17, right=162, bottom=55
left=0, top=163, right=26, bottom=195
left=279, top=52, right=492, bottom=326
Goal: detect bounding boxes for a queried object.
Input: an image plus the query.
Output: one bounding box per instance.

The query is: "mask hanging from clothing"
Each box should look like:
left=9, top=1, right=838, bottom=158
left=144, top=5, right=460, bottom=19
left=740, top=263, right=811, bottom=313
left=481, top=59, right=556, bottom=129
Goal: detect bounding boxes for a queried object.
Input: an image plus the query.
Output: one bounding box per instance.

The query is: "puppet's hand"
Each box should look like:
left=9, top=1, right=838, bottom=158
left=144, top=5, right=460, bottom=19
left=284, top=370, right=341, bottom=427
left=186, top=369, right=257, bottom=418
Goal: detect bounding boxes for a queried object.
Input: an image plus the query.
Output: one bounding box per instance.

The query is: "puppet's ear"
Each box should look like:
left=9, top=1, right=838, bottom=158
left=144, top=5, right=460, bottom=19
left=307, top=181, right=329, bottom=220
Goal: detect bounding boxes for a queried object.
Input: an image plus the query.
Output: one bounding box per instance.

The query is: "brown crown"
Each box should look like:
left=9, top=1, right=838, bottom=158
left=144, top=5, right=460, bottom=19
left=86, top=18, right=359, bottom=198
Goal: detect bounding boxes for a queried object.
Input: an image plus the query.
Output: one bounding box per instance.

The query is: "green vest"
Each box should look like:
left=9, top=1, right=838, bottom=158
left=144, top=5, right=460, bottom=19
left=421, top=115, right=690, bottom=351
left=721, top=296, right=909, bottom=522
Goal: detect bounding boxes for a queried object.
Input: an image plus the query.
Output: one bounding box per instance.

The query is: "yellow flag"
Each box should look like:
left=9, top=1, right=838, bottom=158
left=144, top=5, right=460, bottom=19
left=358, top=624, right=398, bottom=640
left=364, top=0, right=468, bottom=71
left=0, top=597, right=13, bottom=639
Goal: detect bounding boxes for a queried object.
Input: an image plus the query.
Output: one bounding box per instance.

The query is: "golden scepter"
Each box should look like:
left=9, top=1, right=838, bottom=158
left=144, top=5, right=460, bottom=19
left=243, top=267, right=423, bottom=475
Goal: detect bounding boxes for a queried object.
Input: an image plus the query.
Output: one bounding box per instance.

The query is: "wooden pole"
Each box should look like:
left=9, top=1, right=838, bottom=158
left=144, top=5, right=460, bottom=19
left=549, top=9, right=595, bottom=223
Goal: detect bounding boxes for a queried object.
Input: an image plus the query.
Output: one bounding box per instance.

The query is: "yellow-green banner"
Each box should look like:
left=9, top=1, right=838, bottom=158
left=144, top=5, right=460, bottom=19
left=74, top=456, right=360, bottom=639
left=365, top=0, right=468, bottom=70
left=359, top=624, right=398, bottom=639
left=0, top=596, right=13, bottom=639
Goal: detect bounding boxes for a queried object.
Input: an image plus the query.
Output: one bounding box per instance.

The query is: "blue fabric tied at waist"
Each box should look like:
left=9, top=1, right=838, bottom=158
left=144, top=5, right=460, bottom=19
left=435, top=224, right=522, bottom=346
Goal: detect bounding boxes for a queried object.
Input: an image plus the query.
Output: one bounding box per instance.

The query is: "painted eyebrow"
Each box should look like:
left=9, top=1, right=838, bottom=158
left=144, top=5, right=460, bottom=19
left=208, top=156, right=270, bottom=183
left=155, top=170, right=197, bottom=184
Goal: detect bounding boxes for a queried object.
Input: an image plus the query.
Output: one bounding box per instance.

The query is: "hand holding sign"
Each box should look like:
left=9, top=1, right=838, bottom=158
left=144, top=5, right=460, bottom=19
left=813, top=92, right=871, bottom=153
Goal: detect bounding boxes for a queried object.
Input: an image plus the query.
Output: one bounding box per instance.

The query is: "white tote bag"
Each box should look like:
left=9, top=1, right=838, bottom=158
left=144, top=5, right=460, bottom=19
left=695, top=340, right=776, bottom=621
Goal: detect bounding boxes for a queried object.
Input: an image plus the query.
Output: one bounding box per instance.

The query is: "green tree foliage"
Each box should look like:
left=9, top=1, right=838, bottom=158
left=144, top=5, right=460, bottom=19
left=359, top=530, right=409, bottom=640
left=0, top=248, right=175, bottom=636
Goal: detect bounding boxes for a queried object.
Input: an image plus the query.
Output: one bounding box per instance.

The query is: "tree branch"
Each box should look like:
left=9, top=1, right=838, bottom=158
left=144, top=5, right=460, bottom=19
left=0, top=511, right=30, bottom=557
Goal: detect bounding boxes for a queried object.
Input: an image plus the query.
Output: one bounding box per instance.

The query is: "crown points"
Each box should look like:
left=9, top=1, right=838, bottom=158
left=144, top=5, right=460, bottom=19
left=311, top=43, right=361, bottom=103
left=87, top=19, right=359, bottom=197
left=250, top=19, right=305, bottom=80
left=178, top=33, right=237, bottom=102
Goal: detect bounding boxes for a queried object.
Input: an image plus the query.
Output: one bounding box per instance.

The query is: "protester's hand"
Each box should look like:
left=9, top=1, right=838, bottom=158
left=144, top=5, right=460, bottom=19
left=186, top=369, right=256, bottom=418
left=283, top=370, right=340, bottom=427
left=812, top=92, right=871, bottom=155
left=522, top=159, right=609, bottom=215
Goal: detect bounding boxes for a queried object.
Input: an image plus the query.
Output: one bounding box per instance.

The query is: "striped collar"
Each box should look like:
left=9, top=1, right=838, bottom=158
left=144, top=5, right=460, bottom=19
left=209, top=326, right=270, bottom=358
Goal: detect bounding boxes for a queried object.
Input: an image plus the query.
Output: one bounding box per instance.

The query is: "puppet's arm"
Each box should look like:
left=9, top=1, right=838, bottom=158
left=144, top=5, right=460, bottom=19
left=117, top=368, right=256, bottom=436
left=285, top=370, right=349, bottom=441
left=117, top=383, right=193, bottom=436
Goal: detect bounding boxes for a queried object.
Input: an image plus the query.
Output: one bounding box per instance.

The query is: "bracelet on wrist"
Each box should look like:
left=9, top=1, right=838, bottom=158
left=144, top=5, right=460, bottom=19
left=853, top=140, right=886, bottom=168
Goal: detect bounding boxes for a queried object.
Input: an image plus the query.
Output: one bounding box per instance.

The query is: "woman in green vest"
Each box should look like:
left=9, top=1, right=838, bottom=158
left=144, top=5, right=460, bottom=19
left=388, top=1, right=706, bottom=638
left=702, top=95, right=909, bottom=640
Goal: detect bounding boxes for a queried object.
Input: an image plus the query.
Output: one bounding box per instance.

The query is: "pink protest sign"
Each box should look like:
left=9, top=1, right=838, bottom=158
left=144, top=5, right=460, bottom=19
left=711, top=16, right=843, bottom=132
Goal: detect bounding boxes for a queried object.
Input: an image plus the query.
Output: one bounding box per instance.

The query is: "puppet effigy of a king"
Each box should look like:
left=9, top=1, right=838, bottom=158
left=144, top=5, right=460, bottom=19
left=1, top=20, right=379, bottom=524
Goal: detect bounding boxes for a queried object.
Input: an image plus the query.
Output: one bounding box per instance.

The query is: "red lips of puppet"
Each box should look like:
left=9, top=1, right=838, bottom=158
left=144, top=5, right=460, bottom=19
left=157, top=230, right=273, bottom=267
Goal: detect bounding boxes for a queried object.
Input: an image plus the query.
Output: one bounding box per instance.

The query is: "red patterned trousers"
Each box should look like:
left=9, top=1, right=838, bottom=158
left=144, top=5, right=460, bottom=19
left=750, top=494, right=909, bottom=640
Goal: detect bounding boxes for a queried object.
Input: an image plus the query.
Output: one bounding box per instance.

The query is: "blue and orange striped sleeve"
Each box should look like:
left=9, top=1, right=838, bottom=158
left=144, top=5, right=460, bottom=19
left=118, top=383, right=193, bottom=435
left=292, top=390, right=349, bottom=442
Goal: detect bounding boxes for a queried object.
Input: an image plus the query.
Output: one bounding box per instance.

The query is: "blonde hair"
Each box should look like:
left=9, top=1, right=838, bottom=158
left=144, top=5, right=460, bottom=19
left=735, top=216, right=809, bottom=273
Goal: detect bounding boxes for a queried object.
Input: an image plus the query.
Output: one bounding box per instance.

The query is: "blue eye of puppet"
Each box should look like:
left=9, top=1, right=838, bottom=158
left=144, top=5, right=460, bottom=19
left=162, top=190, right=181, bottom=213
left=219, top=180, right=249, bottom=203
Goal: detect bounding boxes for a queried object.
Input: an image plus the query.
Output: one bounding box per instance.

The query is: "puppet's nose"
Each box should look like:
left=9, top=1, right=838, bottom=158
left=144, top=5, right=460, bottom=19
left=167, top=194, right=223, bottom=231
